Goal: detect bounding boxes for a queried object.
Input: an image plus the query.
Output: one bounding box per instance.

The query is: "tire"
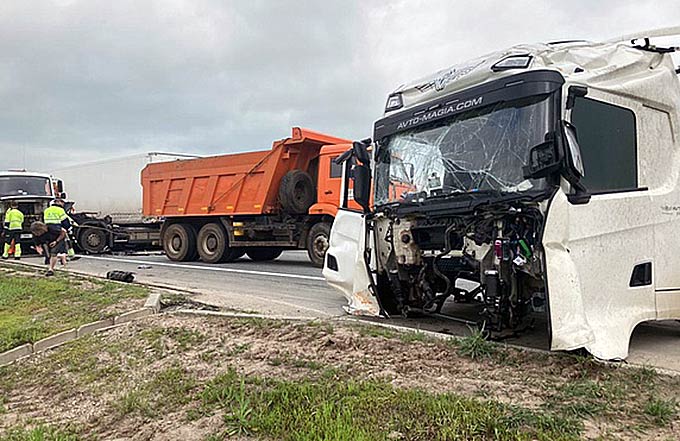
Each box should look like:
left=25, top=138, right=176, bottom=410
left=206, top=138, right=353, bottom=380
left=163, top=223, right=198, bottom=262
left=197, top=223, right=229, bottom=263
left=279, top=169, right=315, bottom=214
left=223, top=248, right=245, bottom=262
left=79, top=226, right=109, bottom=254
left=306, top=222, right=331, bottom=267
left=246, top=248, right=283, bottom=261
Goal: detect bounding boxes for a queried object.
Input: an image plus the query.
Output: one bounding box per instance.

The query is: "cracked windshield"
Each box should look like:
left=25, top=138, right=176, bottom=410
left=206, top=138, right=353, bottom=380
left=375, top=94, right=552, bottom=205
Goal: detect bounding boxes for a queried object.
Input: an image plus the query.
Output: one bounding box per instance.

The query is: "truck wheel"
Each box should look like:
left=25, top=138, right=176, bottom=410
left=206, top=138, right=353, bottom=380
left=79, top=227, right=108, bottom=254
left=279, top=170, right=315, bottom=214
left=307, top=222, right=331, bottom=267
left=197, top=223, right=230, bottom=263
left=246, top=248, right=283, bottom=261
left=163, top=223, right=198, bottom=262
left=223, top=247, right=245, bottom=262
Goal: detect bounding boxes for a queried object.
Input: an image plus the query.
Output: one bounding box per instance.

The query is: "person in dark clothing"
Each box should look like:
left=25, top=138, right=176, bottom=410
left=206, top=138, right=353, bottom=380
left=30, top=221, right=67, bottom=276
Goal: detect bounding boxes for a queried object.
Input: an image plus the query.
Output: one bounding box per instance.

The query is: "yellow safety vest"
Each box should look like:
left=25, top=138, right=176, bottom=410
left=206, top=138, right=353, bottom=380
left=44, top=205, right=67, bottom=225
left=4, top=208, right=24, bottom=231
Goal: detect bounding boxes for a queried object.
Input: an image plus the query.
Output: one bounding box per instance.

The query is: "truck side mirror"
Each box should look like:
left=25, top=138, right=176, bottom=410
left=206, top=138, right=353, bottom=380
left=523, top=141, right=560, bottom=179
left=56, top=180, right=64, bottom=193
left=562, top=120, right=591, bottom=205
left=60, top=192, right=68, bottom=200
left=566, top=85, right=588, bottom=110
left=563, top=122, right=584, bottom=178
left=353, top=138, right=372, bottom=165
left=353, top=164, right=372, bottom=213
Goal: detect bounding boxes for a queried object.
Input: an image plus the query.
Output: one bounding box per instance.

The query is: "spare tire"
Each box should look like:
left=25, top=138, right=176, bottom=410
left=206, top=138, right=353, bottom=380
left=279, top=169, right=315, bottom=214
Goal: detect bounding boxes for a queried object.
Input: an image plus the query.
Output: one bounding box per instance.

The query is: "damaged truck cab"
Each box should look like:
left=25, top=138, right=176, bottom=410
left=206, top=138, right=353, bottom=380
left=324, top=29, right=680, bottom=360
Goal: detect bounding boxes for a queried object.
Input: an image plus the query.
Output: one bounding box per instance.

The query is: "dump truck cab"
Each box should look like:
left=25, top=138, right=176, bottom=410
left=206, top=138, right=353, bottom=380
left=324, top=28, right=680, bottom=360
left=0, top=171, right=62, bottom=250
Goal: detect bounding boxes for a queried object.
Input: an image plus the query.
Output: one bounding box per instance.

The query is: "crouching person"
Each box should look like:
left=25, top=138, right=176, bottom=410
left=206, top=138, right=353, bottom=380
left=30, top=221, right=67, bottom=276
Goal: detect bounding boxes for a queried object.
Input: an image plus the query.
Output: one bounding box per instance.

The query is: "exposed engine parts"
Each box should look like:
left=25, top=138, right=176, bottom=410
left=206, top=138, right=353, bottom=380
left=375, top=202, right=546, bottom=335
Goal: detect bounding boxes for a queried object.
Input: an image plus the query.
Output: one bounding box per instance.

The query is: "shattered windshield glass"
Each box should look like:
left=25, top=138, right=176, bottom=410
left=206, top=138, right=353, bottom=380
left=375, top=94, right=552, bottom=206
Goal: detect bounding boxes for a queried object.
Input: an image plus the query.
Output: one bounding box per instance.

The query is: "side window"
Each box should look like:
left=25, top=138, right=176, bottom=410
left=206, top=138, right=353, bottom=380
left=571, top=97, right=637, bottom=193
left=330, top=156, right=343, bottom=178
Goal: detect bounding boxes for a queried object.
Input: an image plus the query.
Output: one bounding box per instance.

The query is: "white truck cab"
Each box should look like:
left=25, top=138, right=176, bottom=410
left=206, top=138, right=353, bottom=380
left=324, top=28, right=680, bottom=360
left=0, top=171, right=62, bottom=247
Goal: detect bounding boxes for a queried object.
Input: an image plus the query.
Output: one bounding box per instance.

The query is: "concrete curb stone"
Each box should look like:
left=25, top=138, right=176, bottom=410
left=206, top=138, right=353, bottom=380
left=0, top=343, right=33, bottom=366
left=0, top=290, right=162, bottom=367
left=77, top=318, right=116, bottom=337
left=33, top=329, right=77, bottom=353
left=114, top=308, right=153, bottom=325
left=144, top=292, right=162, bottom=313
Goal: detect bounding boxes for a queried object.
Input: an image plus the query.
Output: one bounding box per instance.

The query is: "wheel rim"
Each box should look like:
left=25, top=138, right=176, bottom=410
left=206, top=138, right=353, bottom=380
left=312, top=234, right=329, bottom=259
left=86, top=232, right=102, bottom=248
left=206, top=234, right=218, bottom=253
left=171, top=234, right=182, bottom=252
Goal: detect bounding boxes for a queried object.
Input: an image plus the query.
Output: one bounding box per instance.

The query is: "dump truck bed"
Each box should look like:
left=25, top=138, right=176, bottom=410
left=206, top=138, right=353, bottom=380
left=142, top=128, right=350, bottom=217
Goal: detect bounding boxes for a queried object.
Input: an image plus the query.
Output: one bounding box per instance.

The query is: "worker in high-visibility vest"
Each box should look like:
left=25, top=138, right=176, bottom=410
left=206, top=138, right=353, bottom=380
left=2, top=201, right=24, bottom=260
left=44, top=198, right=77, bottom=259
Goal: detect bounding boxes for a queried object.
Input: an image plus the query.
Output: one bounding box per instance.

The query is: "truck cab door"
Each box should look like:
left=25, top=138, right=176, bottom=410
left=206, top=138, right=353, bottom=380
left=544, top=93, right=658, bottom=360
left=316, top=149, right=362, bottom=212
left=317, top=153, right=344, bottom=207
left=323, top=209, right=379, bottom=315
left=322, top=150, right=380, bottom=316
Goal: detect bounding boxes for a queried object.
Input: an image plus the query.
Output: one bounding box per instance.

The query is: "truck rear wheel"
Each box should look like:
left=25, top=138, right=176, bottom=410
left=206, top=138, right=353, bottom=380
left=163, top=223, right=198, bottom=262
left=197, top=223, right=231, bottom=263
left=223, top=248, right=245, bottom=262
left=79, top=226, right=109, bottom=254
left=279, top=169, right=315, bottom=214
left=246, top=248, right=283, bottom=261
left=307, top=222, right=331, bottom=267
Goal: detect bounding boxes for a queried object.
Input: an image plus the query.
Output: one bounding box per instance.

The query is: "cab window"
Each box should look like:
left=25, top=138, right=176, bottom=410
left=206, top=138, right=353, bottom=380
left=571, top=97, right=637, bottom=193
left=330, top=156, right=343, bottom=178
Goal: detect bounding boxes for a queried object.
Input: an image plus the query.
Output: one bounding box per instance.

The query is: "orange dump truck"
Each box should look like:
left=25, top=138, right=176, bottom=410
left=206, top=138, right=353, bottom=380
left=141, top=128, right=355, bottom=266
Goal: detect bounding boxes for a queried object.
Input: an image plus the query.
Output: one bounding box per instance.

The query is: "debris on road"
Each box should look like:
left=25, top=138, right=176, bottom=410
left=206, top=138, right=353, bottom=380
left=106, top=270, right=135, bottom=283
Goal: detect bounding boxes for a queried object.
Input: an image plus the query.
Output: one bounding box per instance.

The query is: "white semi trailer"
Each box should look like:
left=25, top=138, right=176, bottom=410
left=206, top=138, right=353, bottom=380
left=52, top=152, right=197, bottom=254
left=325, top=28, right=680, bottom=360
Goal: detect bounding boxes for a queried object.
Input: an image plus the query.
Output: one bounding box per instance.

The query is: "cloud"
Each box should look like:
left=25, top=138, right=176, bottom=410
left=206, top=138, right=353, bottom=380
left=0, top=0, right=678, bottom=172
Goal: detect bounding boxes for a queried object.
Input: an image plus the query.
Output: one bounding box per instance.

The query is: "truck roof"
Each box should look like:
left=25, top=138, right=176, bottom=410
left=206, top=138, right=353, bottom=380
left=0, top=171, right=53, bottom=179
left=386, top=27, right=680, bottom=118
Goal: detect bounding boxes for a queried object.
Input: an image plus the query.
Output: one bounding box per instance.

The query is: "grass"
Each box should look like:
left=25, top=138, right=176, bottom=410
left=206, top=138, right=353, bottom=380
left=644, top=398, right=677, bottom=426
left=457, top=326, right=495, bottom=359
left=0, top=426, right=79, bottom=441
left=1, top=317, right=679, bottom=439
left=200, top=369, right=581, bottom=441
left=0, top=269, right=148, bottom=352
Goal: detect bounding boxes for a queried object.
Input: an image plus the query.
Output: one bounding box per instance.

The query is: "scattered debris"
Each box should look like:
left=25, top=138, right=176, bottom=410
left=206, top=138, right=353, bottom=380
left=106, top=270, right=135, bottom=283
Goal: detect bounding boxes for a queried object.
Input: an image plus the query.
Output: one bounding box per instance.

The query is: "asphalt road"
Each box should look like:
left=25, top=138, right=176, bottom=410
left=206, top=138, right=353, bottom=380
left=16, top=251, right=680, bottom=372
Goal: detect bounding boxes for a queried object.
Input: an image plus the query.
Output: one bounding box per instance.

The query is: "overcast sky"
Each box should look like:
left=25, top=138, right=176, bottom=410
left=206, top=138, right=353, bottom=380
left=1, top=0, right=679, bottom=172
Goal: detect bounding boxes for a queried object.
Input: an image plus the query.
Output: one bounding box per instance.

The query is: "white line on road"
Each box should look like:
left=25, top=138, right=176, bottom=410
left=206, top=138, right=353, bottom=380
left=80, top=256, right=326, bottom=282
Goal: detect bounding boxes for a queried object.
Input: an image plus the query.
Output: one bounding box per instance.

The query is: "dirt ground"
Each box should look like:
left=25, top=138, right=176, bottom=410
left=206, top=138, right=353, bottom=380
left=1, top=314, right=678, bottom=440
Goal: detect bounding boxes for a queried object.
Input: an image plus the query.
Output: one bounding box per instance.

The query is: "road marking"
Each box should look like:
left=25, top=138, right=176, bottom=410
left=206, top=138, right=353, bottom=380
left=79, top=255, right=326, bottom=282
